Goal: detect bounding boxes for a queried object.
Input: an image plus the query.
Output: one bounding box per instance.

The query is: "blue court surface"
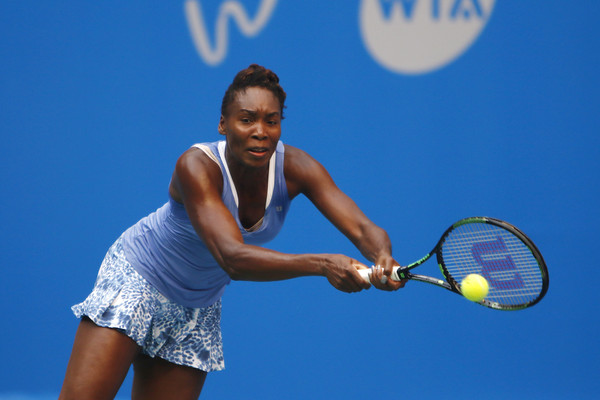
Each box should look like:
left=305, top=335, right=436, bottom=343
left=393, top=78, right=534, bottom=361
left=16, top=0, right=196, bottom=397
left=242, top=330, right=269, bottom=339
left=1, top=1, right=598, bottom=399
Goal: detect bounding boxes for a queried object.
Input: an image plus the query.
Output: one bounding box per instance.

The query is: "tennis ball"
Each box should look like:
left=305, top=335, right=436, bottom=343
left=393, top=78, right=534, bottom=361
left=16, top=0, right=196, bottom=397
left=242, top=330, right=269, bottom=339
left=460, top=274, right=489, bottom=302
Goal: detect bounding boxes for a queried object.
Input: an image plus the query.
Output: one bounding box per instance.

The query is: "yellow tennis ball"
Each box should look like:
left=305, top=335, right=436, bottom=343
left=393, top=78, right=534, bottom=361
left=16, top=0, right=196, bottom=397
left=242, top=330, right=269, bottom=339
left=460, top=274, right=489, bottom=302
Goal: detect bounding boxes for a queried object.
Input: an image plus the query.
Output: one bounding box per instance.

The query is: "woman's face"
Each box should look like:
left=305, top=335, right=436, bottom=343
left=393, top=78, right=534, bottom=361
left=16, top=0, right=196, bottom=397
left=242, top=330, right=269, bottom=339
left=219, top=87, right=282, bottom=170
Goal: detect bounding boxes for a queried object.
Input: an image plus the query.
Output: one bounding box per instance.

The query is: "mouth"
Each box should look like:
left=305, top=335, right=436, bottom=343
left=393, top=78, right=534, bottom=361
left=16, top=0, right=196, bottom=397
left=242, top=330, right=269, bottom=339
left=247, top=146, right=270, bottom=158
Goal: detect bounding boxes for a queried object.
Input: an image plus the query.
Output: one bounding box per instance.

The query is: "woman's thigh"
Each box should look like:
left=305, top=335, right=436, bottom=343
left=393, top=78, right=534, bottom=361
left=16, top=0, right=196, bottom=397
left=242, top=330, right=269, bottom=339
left=59, top=317, right=141, bottom=400
left=132, top=354, right=207, bottom=400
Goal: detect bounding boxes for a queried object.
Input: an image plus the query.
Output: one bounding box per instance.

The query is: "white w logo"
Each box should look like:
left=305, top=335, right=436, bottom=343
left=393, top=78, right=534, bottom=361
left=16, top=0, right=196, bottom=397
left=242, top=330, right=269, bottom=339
left=184, top=0, right=279, bottom=66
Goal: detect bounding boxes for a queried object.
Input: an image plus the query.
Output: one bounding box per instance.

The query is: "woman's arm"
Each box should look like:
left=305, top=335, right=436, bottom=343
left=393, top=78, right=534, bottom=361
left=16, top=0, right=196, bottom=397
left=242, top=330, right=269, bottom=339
left=284, top=145, right=406, bottom=291
left=169, top=147, right=371, bottom=293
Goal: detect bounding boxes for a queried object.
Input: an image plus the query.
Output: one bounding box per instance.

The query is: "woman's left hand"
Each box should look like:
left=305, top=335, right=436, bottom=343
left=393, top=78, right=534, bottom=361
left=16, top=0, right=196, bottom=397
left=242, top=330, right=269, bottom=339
left=368, top=256, right=407, bottom=291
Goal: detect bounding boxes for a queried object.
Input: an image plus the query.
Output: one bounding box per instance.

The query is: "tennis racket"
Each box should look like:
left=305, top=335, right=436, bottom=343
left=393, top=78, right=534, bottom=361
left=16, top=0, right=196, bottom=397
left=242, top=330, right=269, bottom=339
left=359, top=217, right=549, bottom=310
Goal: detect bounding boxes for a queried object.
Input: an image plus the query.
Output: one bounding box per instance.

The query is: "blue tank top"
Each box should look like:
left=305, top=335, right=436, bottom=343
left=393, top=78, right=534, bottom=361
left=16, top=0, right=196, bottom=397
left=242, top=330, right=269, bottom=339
left=122, top=140, right=291, bottom=308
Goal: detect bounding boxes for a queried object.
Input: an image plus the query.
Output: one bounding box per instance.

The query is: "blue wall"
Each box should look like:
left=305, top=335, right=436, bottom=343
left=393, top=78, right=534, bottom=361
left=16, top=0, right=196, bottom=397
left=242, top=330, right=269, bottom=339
left=1, top=1, right=598, bottom=399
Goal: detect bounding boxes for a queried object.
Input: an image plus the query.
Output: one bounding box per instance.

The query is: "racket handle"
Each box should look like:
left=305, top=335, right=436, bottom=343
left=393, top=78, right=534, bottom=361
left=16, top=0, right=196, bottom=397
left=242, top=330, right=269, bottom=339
left=358, top=266, right=403, bottom=283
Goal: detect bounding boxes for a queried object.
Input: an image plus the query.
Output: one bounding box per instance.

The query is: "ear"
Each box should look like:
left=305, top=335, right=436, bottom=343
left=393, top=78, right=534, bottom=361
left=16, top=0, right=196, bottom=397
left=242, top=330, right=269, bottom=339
left=218, top=115, right=226, bottom=135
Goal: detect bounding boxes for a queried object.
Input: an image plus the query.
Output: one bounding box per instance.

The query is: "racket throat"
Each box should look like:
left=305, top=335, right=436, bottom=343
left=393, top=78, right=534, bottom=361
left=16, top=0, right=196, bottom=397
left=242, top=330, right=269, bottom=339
left=391, top=268, right=411, bottom=281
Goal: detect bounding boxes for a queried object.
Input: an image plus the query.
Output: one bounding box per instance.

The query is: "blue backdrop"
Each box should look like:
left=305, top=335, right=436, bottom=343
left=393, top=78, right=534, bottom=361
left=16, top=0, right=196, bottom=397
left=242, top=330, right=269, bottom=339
left=1, top=1, right=598, bottom=399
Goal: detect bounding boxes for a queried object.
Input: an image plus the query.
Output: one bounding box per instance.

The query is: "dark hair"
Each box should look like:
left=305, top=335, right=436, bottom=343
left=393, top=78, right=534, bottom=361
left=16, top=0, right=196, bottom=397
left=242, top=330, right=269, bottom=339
left=221, top=64, right=287, bottom=119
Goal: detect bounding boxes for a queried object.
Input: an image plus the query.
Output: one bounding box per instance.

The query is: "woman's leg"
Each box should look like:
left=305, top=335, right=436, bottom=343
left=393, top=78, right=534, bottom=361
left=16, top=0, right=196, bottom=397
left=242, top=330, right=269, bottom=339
left=132, top=354, right=207, bottom=400
left=59, top=317, right=141, bottom=400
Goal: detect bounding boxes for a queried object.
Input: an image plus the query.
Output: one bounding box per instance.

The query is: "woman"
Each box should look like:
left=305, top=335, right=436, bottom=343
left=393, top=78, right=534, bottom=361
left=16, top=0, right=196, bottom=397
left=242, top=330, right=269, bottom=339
left=59, top=64, right=406, bottom=400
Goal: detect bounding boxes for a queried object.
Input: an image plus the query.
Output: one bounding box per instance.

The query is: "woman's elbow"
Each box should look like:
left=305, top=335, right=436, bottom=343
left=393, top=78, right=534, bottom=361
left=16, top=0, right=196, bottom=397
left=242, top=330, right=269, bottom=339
left=219, top=251, right=247, bottom=281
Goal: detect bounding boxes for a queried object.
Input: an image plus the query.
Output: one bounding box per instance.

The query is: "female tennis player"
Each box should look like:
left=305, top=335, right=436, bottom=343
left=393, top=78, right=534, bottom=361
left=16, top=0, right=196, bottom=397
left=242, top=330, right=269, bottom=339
left=59, top=64, right=405, bottom=400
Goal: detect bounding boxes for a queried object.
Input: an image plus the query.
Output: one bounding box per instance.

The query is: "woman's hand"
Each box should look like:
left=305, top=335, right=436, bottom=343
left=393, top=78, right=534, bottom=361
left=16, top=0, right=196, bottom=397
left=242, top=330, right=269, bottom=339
left=322, top=255, right=372, bottom=293
left=368, top=255, right=408, bottom=291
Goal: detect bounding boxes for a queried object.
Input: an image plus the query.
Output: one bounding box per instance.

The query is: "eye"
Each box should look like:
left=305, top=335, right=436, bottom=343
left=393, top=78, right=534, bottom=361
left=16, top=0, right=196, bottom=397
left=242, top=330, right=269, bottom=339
left=267, top=116, right=281, bottom=126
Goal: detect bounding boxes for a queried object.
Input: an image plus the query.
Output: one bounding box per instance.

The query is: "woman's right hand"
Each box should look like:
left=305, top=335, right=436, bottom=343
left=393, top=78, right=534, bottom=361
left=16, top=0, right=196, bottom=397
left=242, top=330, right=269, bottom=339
left=322, top=255, right=372, bottom=293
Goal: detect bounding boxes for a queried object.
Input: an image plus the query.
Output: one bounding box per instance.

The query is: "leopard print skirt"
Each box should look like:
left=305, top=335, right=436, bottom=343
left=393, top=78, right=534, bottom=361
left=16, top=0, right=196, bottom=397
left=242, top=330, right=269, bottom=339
left=72, top=237, right=225, bottom=372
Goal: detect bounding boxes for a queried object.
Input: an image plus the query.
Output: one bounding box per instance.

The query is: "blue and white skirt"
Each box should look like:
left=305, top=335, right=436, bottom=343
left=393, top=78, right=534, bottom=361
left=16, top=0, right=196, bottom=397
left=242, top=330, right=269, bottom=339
left=72, top=237, right=225, bottom=372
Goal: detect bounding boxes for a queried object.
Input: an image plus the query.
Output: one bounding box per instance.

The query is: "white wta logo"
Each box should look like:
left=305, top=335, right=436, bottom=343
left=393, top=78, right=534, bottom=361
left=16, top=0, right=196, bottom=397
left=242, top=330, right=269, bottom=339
left=359, top=0, right=496, bottom=75
left=184, top=0, right=278, bottom=66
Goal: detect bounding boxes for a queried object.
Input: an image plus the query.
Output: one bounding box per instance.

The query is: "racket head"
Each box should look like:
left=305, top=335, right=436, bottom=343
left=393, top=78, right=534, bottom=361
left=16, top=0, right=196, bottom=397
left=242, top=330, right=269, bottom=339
left=435, top=217, right=549, bottom=310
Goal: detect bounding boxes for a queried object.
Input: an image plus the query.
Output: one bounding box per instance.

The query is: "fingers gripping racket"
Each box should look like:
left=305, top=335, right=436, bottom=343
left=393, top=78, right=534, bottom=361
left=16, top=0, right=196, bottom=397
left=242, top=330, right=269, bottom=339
left=359, top=217, right=549, bottom=310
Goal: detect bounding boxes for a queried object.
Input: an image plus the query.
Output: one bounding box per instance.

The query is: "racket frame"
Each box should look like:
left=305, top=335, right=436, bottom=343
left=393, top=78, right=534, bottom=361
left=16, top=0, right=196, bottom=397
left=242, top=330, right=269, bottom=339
left=390, top=217, right=549, bottom=311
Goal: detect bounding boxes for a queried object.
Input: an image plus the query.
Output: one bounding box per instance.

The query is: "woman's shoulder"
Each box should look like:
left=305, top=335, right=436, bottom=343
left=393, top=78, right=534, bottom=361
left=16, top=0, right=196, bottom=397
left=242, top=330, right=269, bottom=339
left=171, top=145, right=224, bottom=197
left=283, top=144, right=330, bottom=198
left=282, top=143, right=314, bottom=164
left=177, top=145, right=221, bottom=171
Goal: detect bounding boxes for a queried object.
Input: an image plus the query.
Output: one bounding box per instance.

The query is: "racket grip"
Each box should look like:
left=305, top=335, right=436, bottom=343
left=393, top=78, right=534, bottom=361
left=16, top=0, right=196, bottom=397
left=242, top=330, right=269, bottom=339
left=358, top=266, right=402, bottom=283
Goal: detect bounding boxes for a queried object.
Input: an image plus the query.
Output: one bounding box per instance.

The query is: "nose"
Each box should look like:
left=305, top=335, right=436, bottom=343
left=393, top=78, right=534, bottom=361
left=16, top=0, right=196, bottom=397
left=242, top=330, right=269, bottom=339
left=252, top=122, right=267, bottom=139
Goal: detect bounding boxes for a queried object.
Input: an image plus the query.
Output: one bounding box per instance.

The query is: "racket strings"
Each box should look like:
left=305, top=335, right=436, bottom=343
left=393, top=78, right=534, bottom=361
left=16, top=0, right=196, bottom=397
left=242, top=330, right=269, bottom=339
left=440, top=223, right=544, bottom=307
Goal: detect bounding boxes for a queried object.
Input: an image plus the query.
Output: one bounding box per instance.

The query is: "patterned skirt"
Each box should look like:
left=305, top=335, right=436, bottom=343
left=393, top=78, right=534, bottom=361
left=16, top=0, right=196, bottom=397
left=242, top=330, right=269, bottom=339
left=72, top=237, right=225, bottom=372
